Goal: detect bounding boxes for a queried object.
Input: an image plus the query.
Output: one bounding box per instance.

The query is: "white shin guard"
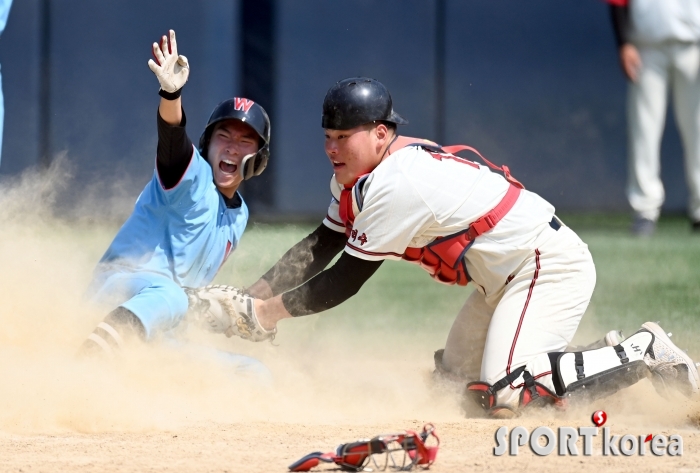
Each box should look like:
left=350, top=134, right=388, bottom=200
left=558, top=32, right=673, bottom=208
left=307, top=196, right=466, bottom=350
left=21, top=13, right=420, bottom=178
left=554, top=331, right=653, bottom=400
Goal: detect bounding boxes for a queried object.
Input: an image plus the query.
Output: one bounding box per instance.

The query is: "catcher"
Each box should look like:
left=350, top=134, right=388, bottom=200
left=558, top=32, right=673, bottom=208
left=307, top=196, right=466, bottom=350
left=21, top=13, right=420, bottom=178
left=191, top=78, right=699, bottom=415
left=79, top=29, right=269, bottom=375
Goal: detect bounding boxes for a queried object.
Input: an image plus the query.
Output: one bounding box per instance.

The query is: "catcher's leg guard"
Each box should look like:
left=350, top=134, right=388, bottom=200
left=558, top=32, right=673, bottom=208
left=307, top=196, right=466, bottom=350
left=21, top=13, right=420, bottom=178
left=551, top=330, right=653, bottom=401
left=464, top=367, right=561, bottom=417
left=78, top=307, right=146, bottom=358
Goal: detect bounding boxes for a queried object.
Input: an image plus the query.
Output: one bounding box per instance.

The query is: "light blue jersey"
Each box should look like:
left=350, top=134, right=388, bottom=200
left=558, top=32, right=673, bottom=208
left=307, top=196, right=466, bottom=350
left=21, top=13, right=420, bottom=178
left=89, top=146, right=248, bottom=339
left=97, top=145, right=248, bottom=287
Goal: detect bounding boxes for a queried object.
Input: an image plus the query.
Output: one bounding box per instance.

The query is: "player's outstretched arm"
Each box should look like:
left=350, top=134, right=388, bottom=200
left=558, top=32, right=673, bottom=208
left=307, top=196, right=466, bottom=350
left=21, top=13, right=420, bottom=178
left=187, top=253, right=382, bottom=338
left=247, top=224, right=347, bottom=300
left=148, top=29, right=190, bottom=125
left=148, top=29, right=195, bottom=190
left=254, top=252, right=383, bottom=330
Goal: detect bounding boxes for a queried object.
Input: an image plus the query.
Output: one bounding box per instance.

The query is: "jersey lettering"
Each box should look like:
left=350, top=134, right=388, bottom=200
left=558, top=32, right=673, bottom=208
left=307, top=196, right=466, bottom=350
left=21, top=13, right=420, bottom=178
left=428, top=151, right=479, bottom=169
left=234, top=97, right=255, bottom=113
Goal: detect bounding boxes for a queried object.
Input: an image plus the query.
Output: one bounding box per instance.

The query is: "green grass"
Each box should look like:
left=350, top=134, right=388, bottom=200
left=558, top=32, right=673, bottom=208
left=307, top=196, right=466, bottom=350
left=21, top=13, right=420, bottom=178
left=565, top=214, right=700, bottom=355
left=214, top=214, right=700, bottom=356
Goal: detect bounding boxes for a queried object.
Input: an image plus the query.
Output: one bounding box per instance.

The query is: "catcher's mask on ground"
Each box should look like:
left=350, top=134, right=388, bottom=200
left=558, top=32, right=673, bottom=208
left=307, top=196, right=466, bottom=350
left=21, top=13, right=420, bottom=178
left=199, top=97, right=271, bottom=180
left=288, top=423, right=439, bottom=472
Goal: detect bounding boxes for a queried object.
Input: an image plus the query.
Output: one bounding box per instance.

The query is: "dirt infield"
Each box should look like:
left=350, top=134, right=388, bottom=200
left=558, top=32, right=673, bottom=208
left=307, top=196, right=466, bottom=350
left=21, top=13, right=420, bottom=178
left=1, top=170, right=698, bottom=472
left=0, top=321, right=697, bottom=473
left=0, top=392, right=698, bottom=472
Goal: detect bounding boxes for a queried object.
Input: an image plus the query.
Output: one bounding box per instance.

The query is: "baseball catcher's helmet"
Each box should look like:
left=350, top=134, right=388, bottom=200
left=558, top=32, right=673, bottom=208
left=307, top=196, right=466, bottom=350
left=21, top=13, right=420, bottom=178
left=321, top=77, right=409, bottom=130
left=199, top=98, right=271, bottom=180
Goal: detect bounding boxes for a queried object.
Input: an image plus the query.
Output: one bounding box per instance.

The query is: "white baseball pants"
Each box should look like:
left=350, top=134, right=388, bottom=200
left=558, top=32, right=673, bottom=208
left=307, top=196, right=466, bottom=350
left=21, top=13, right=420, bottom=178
left=441, top=225, right=596, bottom=409
left=627, top=41, right=700, bottom=221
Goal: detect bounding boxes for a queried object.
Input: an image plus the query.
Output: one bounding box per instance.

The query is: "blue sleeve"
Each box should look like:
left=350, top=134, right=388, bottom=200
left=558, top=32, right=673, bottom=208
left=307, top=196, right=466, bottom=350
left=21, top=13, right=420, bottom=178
left=0, top=0, right=13, bottom=35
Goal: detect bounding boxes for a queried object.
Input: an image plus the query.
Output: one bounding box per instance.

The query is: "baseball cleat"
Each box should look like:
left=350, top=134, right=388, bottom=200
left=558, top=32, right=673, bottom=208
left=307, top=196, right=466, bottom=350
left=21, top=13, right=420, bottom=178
left=640, top=322, right=699, bottom=398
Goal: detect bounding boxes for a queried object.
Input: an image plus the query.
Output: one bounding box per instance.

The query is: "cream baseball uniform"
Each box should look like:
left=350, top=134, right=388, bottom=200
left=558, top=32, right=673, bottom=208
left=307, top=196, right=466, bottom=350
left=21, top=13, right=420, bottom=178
left=255, top=75, right=698, bottom=411
left=324, top=145, right=596, bottom=409
left=624, top=0, right=700, bottom=221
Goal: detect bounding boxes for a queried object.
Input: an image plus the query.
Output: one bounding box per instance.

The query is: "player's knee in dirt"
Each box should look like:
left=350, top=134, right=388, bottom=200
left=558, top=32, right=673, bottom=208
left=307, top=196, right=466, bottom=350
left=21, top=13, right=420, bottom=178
left=463, top=330, right=662, bottom=418
left=461, top=326, right=700, bottom=418
left=463, top=366, right=562, bottom=418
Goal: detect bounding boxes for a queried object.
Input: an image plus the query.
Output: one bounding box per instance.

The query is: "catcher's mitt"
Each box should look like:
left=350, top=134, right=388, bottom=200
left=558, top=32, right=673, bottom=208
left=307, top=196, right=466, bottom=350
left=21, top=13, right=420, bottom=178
left=185, top=285, right=276, bottom=342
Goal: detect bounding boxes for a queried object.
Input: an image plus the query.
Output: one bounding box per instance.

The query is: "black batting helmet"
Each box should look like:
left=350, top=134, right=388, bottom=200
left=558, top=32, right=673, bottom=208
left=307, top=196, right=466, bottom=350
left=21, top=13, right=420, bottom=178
left=321, top=77, right=408, bottom=130
left=199, top=97, right=271, bottom=180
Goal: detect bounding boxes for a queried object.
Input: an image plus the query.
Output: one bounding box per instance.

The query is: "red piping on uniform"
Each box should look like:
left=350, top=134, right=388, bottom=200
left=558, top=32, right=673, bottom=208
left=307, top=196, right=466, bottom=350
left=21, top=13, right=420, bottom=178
left=346, top=242, right=404, bottom=258
left=506, top=248, right=541, bottom=389
left=325, top=214, right=344, bottom=228
left=534, top=371, right=551, bottom=380
left=442, top=145, right=525, bottom=189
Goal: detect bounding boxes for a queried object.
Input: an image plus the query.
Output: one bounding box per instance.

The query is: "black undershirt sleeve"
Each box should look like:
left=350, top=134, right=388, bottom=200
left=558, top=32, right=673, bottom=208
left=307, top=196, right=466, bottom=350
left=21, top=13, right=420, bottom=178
left=260, top=224, right=348, bottom=296
left=281, top=252, right=383, bottom=316
left=609, top=5, right=630, bottom=48
left=156, top=107, right=194, bottom=190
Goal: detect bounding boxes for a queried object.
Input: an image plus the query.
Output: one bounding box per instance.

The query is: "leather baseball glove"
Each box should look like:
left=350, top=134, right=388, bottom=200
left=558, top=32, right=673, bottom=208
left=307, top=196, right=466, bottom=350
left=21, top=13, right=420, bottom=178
left=185, top=285, right=276, bottom=342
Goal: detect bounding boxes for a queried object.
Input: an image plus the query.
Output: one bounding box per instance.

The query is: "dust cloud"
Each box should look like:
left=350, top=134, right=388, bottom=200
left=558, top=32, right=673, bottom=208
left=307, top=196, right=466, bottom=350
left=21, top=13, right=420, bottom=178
left=0, top=160, right=462, bottom=434
left=0, top=160, right=697, bottom=439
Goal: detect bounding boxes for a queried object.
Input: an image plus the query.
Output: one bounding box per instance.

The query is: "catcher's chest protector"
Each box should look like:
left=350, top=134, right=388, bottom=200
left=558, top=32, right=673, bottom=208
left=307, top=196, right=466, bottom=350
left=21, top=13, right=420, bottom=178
left=338, top=142, right=524, bottom=286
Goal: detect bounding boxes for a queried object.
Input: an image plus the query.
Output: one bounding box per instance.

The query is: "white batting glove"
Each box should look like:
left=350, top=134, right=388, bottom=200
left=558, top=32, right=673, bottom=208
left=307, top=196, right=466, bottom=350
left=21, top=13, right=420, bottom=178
left=147, top=29, right=190, bottom=94
left=185, top=285, right=276, bottom=343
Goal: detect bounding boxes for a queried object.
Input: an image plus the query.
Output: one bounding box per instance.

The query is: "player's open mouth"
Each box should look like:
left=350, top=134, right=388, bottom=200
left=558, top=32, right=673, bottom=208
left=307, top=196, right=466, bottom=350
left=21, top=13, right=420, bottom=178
left=332, top=160, right=345, bottom=169
left=220, top=160, right=238, bottom=174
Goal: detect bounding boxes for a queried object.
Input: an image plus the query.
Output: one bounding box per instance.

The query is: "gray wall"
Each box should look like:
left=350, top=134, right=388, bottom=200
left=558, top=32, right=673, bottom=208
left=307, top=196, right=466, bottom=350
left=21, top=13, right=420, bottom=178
left=0, top=1, right=688, bottom=217
left=442, top=1, right=682, bottom=211
left=274, top=0, right=439, bottom=213
left=0, top=0, right=240, bottom=198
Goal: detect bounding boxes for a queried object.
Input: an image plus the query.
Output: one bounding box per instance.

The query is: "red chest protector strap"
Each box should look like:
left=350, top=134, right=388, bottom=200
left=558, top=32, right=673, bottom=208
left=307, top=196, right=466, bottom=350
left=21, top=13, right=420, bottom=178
left=337, top=142, right=524, bottom=285
left=399, top=142, right=524, bottom=285
left=403, top=184, right=522, bottom=286
left=440, top=144, right=524, bottom=190
left=338, top=174, right=369, bottom=236
left=338, top=187, right=353, bottom=235
left=430, top=183, right=522, bottom=265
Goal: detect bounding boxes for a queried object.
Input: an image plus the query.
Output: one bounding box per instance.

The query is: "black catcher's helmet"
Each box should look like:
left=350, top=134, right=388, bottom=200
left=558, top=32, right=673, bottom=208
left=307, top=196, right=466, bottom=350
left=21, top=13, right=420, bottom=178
left=199, top=97, right=271, bottom=180
left=321, top=77, right=408, bottom=130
